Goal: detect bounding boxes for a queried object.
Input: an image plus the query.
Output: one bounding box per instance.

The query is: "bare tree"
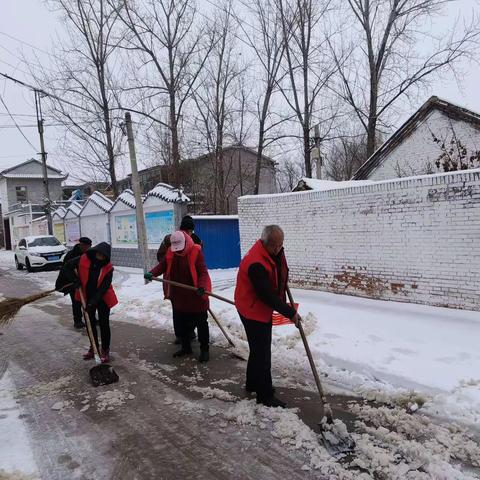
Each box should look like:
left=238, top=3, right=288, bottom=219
left=324, top=135, right=367, bottom=180
left=235, top=0, right=289, bottom=194
left=115, top=0, right=213, bottom=187
left=276, top=157, right=303, bottom=192
left=277, top=0, right=337, bottom=177
left=35, top=0, right=123, bottom=195
left=192, top=1, right=245, bottom=213
left=334, top=0, right=479, bottom=159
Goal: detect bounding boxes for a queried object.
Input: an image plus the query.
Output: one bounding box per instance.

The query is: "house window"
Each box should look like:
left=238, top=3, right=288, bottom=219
left=16, top=186, right=27, bottom=203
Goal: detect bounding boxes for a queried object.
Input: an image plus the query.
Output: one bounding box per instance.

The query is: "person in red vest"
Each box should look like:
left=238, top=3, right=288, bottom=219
left=235, top=225, right=301, bottom=408
left=145, top=231, right=212, bottom=362
left=61, top=242, right=118, bottom=363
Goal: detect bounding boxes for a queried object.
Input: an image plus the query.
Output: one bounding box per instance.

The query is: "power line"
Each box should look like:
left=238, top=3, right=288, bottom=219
left=0, top=93, right=37, bottom=151
left=0, top=31, right=58, bottom=60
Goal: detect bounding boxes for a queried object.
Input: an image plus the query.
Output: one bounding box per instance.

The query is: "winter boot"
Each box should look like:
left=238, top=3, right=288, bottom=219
left=257, top=396, right=286, bottom=408
left=198, top=348, right=209, bottom=363
left=173, top=347, right=192, bottom=358
left=83, top=348, right=94, bottom=360
left=100, top=348, right=110, bottom=364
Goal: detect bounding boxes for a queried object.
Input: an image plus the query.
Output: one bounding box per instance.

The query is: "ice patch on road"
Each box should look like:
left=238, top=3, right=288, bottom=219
left=95, top=389, right=135, bottom=412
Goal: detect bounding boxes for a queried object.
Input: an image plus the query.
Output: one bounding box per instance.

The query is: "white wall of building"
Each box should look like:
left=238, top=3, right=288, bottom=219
left=369, top=109, right=480, bottom=180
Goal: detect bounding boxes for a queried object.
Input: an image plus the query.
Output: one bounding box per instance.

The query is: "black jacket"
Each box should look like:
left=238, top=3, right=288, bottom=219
left=55, top=244, right=84, bottom=294
left=59, top=242, right=113, bottom=307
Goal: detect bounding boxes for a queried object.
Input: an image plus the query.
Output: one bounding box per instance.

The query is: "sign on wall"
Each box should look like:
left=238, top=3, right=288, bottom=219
left=145, top=210, right=174, bottom=244
left=65, top=220, right=80, bottom=244
left=114, top=214, right=137, bottom=244
left=53, top=223, right=65, bottom=243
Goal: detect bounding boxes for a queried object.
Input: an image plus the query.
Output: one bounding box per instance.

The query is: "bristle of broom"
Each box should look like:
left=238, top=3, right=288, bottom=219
left=0, top=289, right=56, bottom=327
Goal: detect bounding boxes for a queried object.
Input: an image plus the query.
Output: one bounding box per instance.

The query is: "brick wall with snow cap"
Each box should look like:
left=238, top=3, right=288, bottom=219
left=238, top=169, right=480, bottom=311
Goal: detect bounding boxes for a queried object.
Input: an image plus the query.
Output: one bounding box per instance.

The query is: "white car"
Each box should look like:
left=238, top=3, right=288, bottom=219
left=15, top=235, right=68, bottom=272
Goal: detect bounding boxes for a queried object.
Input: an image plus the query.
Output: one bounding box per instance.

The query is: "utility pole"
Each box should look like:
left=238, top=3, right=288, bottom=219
left=34, top=90, right=53, bottom=234
left=310, top=124, right=322, bottom=179
left=124, top=112, right=149, bottom=280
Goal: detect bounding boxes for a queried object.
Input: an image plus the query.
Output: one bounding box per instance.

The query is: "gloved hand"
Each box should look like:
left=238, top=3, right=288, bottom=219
left=196, top=287, right=206, bottom=297
left=292, top=312, right=302, bottom=328
left=144, top=272, right=153, bottom=282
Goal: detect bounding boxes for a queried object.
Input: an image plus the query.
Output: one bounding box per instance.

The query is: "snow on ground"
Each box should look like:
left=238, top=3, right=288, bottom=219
left=113, top=266, right=480, bottom=427
left=0, top=372, right=40, bottom=480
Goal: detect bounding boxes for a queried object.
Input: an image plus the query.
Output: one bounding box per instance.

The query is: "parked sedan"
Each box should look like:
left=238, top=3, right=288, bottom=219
left=15, top=235, right=68, bottom=272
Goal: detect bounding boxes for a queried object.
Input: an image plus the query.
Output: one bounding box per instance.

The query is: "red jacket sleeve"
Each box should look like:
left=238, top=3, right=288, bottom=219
left=195, top=250, right=211, bottom=291
left=150, top=258, right=167, bottom=277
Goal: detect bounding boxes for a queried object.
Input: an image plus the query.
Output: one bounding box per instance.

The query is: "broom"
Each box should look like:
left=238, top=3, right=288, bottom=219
left=0, top=285, right=73, bottom=327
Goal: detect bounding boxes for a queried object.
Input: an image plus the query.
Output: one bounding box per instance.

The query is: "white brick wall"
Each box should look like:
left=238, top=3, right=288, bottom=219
left=238, top=169, right=480, bottom=311
left=369, top=109, right=480, bottom=180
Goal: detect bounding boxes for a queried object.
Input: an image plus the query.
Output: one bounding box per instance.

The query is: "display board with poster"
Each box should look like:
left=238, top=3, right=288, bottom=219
left=145, top=210, right=174, bottom=244
left=53, top=223, right=65, bottom=243
left=114, top=214, right=137, bottom=244
left=65, top=219, right=80, bottom=245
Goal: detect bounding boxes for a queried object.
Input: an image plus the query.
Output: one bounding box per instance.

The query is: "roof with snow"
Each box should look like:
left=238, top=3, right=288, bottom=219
left=352, top=96, right=480, bottom=180
left=52, top=206, right=67, bottom=219
left=65, top=201, right=83, bottom=217
left=293, top=177, right=374, bottom=192
left=145, top=183, right=190, bottom=203
left=0, top=159, right=68, bottom=180
left=81, top=191, right=114, bottom=213
left=113, top=189, right=137, bottom=209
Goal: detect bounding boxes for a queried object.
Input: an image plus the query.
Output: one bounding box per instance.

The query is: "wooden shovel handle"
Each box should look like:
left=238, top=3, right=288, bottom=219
left=150, top=276, right=236, bottom=306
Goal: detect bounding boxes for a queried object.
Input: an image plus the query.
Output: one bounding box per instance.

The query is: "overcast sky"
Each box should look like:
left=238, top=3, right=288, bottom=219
left=1, top=0, right=479, bottom=180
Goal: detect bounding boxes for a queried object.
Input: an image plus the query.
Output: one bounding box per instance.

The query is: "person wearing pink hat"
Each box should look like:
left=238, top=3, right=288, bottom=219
left=145, top=231, right=212, bottom=362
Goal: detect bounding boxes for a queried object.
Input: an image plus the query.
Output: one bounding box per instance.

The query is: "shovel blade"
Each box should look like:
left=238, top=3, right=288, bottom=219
left=89, top=364, right=119, bottom=387
left=319, top=417, right=356, bottom=456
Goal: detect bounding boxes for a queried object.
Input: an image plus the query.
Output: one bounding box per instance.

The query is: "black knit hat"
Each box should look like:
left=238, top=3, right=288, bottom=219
left=79, top=237, right=92, bottom=246
left=180, top=215, right=195, bottom=231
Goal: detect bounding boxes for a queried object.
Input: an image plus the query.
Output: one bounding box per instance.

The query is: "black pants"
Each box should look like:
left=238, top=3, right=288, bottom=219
left=172, top=306, right=181, bottom=338
left=86, top=301, right=111, bottom=351
left=240, top=315, right=273, bottom=401
left=69, top=292, right=83, bottom=324
left=176, top=310, right=209, bottom=351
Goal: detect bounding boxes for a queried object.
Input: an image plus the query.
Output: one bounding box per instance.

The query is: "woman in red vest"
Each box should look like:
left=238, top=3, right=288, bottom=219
left=62, top=242, right=118, bottom=363
left=145, top=231, right=212, bottom=362
left=235, top=225, right=300, bottom=408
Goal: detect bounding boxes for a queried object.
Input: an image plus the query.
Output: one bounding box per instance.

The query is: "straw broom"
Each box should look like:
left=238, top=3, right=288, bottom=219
left=0, top=285, right=72, bottom=327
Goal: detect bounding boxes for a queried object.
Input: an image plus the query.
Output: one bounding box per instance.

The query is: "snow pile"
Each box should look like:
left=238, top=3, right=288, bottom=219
left=15, top=375, right=74, bottom=399
left=50, top=400, right=73, bottom=411
left=188, top=386, right=238, bottom=402
left=0, top=470, right=39, bottom=480
left=95, top=389, right=135, bottom=412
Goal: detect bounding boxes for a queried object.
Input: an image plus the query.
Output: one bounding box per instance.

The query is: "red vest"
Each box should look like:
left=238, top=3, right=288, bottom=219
left=75, top=254, right=118, bottom=308
left=234, top=240, right=288, bottom=323
left=164, top=244, right=212, bottom=298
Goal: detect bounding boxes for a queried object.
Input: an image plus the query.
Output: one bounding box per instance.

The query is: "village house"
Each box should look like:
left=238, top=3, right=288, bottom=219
left=117, top=145, right=277, bottom=214
left=353, top=96, right=480, bottom=180
left=0, top=159, right=67, bottom=249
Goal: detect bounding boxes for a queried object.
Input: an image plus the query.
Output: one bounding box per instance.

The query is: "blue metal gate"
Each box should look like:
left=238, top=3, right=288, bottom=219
left=192, top=216, right=241, bottom=269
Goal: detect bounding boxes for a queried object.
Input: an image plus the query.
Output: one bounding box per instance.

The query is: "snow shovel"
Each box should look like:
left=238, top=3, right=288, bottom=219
left=286, top=285, right=355, bottom=455
left=77, top=287, right=119, bottom=387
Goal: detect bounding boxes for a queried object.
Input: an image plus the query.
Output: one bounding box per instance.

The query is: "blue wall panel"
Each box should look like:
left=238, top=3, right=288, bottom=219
left=193, top=218, right=240, bottom=269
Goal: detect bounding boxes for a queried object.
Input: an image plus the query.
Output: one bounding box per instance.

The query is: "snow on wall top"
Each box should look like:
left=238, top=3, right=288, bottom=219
left=114, top=189, right=136, bottom=209
left=146, top=183, right=190, bottom=203
left=82, top=191, right=114, bottom=213
left=295, top=178, right=374, bottom=191
left=242, top=168, right=480, bottom=201
left=52, top=206, right=67, bottom=219
left=65, top=201, right=83, bottom=217
left=1, top=173, right=66, bottom=179
left=192, top=215, right=238, bottom=220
